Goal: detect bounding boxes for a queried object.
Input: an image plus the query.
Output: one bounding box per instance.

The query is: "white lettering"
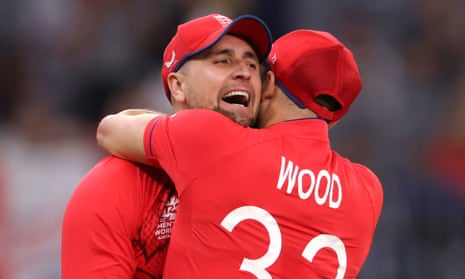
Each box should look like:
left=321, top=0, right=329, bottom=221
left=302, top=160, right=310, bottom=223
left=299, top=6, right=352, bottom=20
left=155, top=227, right=172, bottom=236
left=315, top=170, right=330, bottom=206
left=157, top=221, right=174, bottom=229
left=297, top=169, right=315, bottom=199
left=329, top=174, right=342, bottom=209
left=276, top=156, right=343, bottom=209
left=276, top=156, right=299, bottom=194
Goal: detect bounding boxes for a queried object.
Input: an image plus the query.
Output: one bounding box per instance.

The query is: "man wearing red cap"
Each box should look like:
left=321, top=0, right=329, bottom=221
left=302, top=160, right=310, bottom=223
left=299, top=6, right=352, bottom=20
left=97, top=29, right=384, bottom=278
left=61, top=13, right=272, bottom=279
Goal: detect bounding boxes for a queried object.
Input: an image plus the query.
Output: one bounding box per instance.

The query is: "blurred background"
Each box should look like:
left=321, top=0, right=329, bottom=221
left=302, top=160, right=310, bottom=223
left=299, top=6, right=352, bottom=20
left=0, top=0, right=464, bottom=278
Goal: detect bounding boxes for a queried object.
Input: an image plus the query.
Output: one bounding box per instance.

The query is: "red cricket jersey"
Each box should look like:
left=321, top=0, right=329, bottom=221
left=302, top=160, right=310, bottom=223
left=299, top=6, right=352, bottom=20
left=144, top=109, right=383, bottom=279
left=61, top=156, right=178, bottom=279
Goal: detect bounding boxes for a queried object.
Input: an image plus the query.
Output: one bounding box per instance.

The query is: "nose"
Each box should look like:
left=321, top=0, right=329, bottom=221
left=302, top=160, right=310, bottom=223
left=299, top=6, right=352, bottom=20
left=232, top=62, right=252, bottom=80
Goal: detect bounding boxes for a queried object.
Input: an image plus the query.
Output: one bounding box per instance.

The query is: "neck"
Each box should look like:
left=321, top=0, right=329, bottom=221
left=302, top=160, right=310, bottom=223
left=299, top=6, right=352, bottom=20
left=257, top=106, right=319, bottom=128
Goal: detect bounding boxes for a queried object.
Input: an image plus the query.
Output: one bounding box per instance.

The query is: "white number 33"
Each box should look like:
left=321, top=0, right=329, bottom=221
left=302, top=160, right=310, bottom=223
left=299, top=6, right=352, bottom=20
left=221, top=205, right=347, bottom=279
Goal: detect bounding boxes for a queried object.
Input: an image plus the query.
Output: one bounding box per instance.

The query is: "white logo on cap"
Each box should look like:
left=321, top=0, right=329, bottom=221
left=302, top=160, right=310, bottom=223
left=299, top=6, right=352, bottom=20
left=164, top=50, right=176, bottom=68
left=270, top=53, right=277, bottom=64
left=214, top=15, right=232, bottom=27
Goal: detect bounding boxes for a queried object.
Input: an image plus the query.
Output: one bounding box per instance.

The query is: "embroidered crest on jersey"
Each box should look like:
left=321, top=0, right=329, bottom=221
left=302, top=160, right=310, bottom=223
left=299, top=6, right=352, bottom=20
left=155, top=195, right=178, bottom=240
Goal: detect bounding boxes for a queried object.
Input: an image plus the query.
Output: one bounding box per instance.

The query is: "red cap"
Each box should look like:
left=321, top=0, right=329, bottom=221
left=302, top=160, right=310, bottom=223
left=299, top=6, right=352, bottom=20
left=161, top=14, right=272, bottom=102
left=268, top=29, right=362, bottom=122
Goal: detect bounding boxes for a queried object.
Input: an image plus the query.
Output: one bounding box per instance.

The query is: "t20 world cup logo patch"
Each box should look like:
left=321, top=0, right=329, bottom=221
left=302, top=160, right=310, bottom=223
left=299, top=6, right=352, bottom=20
left=156, top=195, right=178, bottom=240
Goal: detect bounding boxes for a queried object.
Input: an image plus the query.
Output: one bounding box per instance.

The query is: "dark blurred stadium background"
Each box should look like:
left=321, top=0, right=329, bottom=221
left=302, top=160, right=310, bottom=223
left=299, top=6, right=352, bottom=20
left=0, top=0, right=464, bottom=278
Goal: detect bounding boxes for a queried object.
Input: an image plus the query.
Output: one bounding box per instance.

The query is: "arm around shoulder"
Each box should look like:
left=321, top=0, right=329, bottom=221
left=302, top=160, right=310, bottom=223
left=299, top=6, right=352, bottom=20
left=96, top=109, right=165, bottom=164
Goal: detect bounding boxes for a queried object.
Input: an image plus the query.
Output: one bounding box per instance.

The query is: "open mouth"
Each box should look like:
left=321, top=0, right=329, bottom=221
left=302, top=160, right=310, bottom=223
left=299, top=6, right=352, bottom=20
left=222, top=91, right=250, bottom=107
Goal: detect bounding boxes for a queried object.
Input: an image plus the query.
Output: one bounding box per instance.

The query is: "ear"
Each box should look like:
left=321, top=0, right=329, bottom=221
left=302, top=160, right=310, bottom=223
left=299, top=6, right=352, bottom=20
left=167, top=72, right=186, bottom=102
left=261, top=70, right=276, bottom=101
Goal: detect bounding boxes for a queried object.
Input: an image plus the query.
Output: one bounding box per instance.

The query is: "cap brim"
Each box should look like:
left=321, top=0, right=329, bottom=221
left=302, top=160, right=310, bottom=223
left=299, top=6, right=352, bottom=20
left=226, top=15, right=272, bottom=62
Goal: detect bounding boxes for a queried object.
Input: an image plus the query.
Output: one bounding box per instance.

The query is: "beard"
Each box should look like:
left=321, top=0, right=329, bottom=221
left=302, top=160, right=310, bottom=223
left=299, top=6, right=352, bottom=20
left=185, top=98, right=256, bottom=127
left=213, top=107, right=255, bottom=128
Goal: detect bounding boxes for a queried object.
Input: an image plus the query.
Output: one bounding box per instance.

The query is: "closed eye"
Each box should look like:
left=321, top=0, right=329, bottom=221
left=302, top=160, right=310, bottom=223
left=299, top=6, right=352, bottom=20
left=246, top=62, right=258, bottom=70
left=215, top=58, right=232, bottom=64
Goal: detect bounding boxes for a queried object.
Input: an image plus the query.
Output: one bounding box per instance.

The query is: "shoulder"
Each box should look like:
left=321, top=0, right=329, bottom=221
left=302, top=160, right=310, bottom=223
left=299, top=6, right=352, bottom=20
left=352, top=163, right=382, bottom=189
left=335, top=155, right=383, bottom=205
left=70, top=156, right=137, bottom=200
left=81, top=156, right=140, bottom=183
left=350, top=162, right=384, bottom=219
left=89, top=155, right=172, bottom=185
left=158, top=109, right=238, bottom=139
left=342, top=160, right=383, bottom=196
left=67, top=156, right=173, bottom=221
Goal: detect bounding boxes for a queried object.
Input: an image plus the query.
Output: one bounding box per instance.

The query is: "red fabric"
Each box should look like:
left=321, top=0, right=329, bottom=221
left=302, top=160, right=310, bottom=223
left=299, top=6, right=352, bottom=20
left=145, top=109, right=383, bottom=279
left=61, top=156, right=177, bottom=278
left=269, top=30, right=362, bottom=122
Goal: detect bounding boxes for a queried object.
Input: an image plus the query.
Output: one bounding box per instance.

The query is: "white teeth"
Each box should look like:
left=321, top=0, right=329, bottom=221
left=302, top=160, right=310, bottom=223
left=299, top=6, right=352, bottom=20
left=223, top=91, right=249, bottom=101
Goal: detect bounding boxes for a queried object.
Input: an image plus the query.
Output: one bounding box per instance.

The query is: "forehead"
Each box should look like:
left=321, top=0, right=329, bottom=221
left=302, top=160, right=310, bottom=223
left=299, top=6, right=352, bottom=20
left=206, top=34, right=259, bottom=58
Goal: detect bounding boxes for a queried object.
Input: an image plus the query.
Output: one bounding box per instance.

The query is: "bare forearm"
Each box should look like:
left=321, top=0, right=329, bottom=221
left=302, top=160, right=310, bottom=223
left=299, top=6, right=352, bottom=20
left=96, top=109, right=165, bottom=164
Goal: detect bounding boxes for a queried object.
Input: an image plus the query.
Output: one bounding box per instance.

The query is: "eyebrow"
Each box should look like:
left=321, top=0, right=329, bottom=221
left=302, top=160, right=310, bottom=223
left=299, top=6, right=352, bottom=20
left=207, top=47, right=259, bottom=61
